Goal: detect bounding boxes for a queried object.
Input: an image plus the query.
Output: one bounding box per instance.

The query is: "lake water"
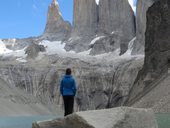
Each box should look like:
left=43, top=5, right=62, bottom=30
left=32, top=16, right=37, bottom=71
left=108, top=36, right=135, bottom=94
left=0, top=116, right=62, bottom=128
left=0, top=114, right=169, bottom=128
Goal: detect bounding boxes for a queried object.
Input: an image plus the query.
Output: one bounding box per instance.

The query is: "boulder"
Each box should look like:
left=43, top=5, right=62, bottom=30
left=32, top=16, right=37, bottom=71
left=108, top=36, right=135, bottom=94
left=32, top=107, right=158, bottom=128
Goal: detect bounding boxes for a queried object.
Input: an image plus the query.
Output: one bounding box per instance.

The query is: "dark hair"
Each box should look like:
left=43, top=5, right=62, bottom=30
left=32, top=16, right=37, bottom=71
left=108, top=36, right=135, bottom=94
left=66, top=68, right=72, bottom=75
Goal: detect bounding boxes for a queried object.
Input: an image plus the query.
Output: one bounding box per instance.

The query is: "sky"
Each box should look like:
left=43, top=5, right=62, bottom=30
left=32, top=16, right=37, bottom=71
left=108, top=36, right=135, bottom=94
left=0, top=0, right=136, bottom=39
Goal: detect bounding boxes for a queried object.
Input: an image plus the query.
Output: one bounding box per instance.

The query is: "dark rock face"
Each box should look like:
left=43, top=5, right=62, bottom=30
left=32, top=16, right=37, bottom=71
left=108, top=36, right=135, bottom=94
left=132, top=0, right=156, bottom=55
left=43, top=0, right=71, bottom=41
left=127, top=0, right=170, bottom=105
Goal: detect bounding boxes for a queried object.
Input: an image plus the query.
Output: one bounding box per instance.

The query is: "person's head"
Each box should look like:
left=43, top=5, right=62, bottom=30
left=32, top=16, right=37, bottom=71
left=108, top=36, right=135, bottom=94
left=66, top=68, right=72, bottom=75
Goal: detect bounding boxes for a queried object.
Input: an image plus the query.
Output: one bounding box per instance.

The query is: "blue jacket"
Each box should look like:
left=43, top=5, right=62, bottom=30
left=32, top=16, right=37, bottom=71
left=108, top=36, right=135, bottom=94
left=60, top=75, right=77, bottom=96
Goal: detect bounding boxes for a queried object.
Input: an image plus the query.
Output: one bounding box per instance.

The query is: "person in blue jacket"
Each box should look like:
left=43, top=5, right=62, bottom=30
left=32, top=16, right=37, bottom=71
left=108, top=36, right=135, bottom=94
left=60, top=68, right=77, bottom=116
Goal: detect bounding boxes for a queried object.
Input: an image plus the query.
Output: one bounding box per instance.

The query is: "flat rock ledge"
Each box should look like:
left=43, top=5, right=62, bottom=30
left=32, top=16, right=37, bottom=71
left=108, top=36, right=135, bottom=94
left=32, top=107, right=158, bottom=128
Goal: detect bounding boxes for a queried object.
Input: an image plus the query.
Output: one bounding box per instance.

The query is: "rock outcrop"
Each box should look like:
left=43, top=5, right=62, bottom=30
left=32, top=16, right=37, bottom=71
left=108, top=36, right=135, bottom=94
left=98, top=0, right=135, bottom=38
left=0, top=53, right=143, bottom=111
left=25, top=43, right=46, bottom=59
left=133, top=73, right=170, bottom=113
left=72, top=0, right=98, bottom=36
left=0, top=77, right=55, bottom=116
left=42, top=0, right=71, bottom=41
left=65, top=0, right=98, bottom=52
left=132, top=0, right=156, bottom=55
left=32, top=107, right=158, bottom=128
left=127, top=0, right=170, bottom=105
left=65, top=0, right=136, bottom=55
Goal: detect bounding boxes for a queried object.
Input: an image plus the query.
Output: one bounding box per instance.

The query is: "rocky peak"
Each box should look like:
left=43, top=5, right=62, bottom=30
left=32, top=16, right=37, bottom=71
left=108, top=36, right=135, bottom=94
left=42, top=0, right=71, bottom=41
left=72, top=0, right=98, bottom=36
left=51, top=0, right=58, bottom=5
left=98, top=0, right=136, bottom=54
left=65, top=0, right=136, bottom=55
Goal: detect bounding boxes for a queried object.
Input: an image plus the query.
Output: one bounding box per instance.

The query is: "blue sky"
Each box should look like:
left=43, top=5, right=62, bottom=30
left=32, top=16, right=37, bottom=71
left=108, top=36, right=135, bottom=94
left=0, top=0, right=73, bottom=39
left=0, top=0, right=136, bottom=39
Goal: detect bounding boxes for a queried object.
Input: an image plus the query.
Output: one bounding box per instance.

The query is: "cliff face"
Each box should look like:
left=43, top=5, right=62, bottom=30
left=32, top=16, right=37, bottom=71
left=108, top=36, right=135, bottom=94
left=43, top=0, right=71, bottom=41
left=132, top=0, right=156, bottom=55
left=0, top=54, right=143, bottom=111
left=72, top=0, right=98, bottom=36
left=98, top=0, right=135, bottom=36
left=127, top=0, right=170, bottom=106
left=65, top=0, right=98, bottom=52
left=65, top=0, right=136, bottom=55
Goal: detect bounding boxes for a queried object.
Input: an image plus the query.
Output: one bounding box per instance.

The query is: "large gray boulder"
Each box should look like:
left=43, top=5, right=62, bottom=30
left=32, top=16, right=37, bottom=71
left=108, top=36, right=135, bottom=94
left=132, top=0, right=156, bottom=54
left=42, top=0, right=71, bottom=41
left=32, top=107, right=158, bottom=128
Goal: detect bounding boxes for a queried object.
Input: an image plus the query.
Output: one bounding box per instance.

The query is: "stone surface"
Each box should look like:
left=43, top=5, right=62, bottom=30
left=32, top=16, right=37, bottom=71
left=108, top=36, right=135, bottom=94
left=0, top=53, right=143, bottom=111
left=65, top=0, right=136, bottom=54
left=25, top=43, right=45, bottom=59
left=98, top=0, right=136, bottom=54
left=65, top=0, right=98, bottom=52
left=133, top=73, right=170, bottom=113
left=72, top=0, right=98, bottom=36
left=90, top=35, right=116, bottom=55
left=132, top=0, right=156, bottom=55
left=0, top=77, right=56, bottom=116
left=42, top=0, right=71, bottom=41
left=127, top=0, right=170, bottom=105
left=32, top=107, right=158, bottom=128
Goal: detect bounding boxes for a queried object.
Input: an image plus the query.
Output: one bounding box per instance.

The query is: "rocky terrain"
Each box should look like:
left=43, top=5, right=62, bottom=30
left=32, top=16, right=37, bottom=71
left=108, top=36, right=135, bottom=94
left=0, top=75, right=58, bottom=116
left=126, top=0, right=170, bottom=112
left=32, top=107, right=158, bottom=128
left=0, top=0, right=170, bottom=116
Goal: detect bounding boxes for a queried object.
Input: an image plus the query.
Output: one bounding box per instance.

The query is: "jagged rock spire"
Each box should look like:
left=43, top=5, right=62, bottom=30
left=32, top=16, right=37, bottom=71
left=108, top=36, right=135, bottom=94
left=42, top=0, right=71, bottom=41
left=52, top=0, right=58, bottom=5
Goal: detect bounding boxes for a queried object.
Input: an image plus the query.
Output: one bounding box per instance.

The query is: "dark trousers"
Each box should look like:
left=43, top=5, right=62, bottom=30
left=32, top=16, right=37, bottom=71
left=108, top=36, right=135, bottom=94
left=63, top=96, right=74, bottom=116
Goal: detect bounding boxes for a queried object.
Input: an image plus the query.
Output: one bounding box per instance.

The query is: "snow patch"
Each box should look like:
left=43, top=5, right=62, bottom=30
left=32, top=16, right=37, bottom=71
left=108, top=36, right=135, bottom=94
left=0, top=40, right=13, bottom=54
left=95, top=0, right=100, bottom=5
left=39, top=40, right=66, bottom=55
left=125, top=37, right=136, bottom=55
left=90, top=36, right=105, bottom=45
left=16, top=58, right=27, bottom=63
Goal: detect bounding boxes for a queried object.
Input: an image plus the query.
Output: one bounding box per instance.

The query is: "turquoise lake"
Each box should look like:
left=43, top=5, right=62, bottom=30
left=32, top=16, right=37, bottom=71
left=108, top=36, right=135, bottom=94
left=0, top=114, right=169, bottom=128
left=0, top=116, right=61, bottom=128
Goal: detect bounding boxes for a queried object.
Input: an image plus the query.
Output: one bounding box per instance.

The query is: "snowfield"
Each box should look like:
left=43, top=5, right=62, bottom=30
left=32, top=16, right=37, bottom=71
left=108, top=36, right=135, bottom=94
left=0, top=37, right=143, bottom=64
